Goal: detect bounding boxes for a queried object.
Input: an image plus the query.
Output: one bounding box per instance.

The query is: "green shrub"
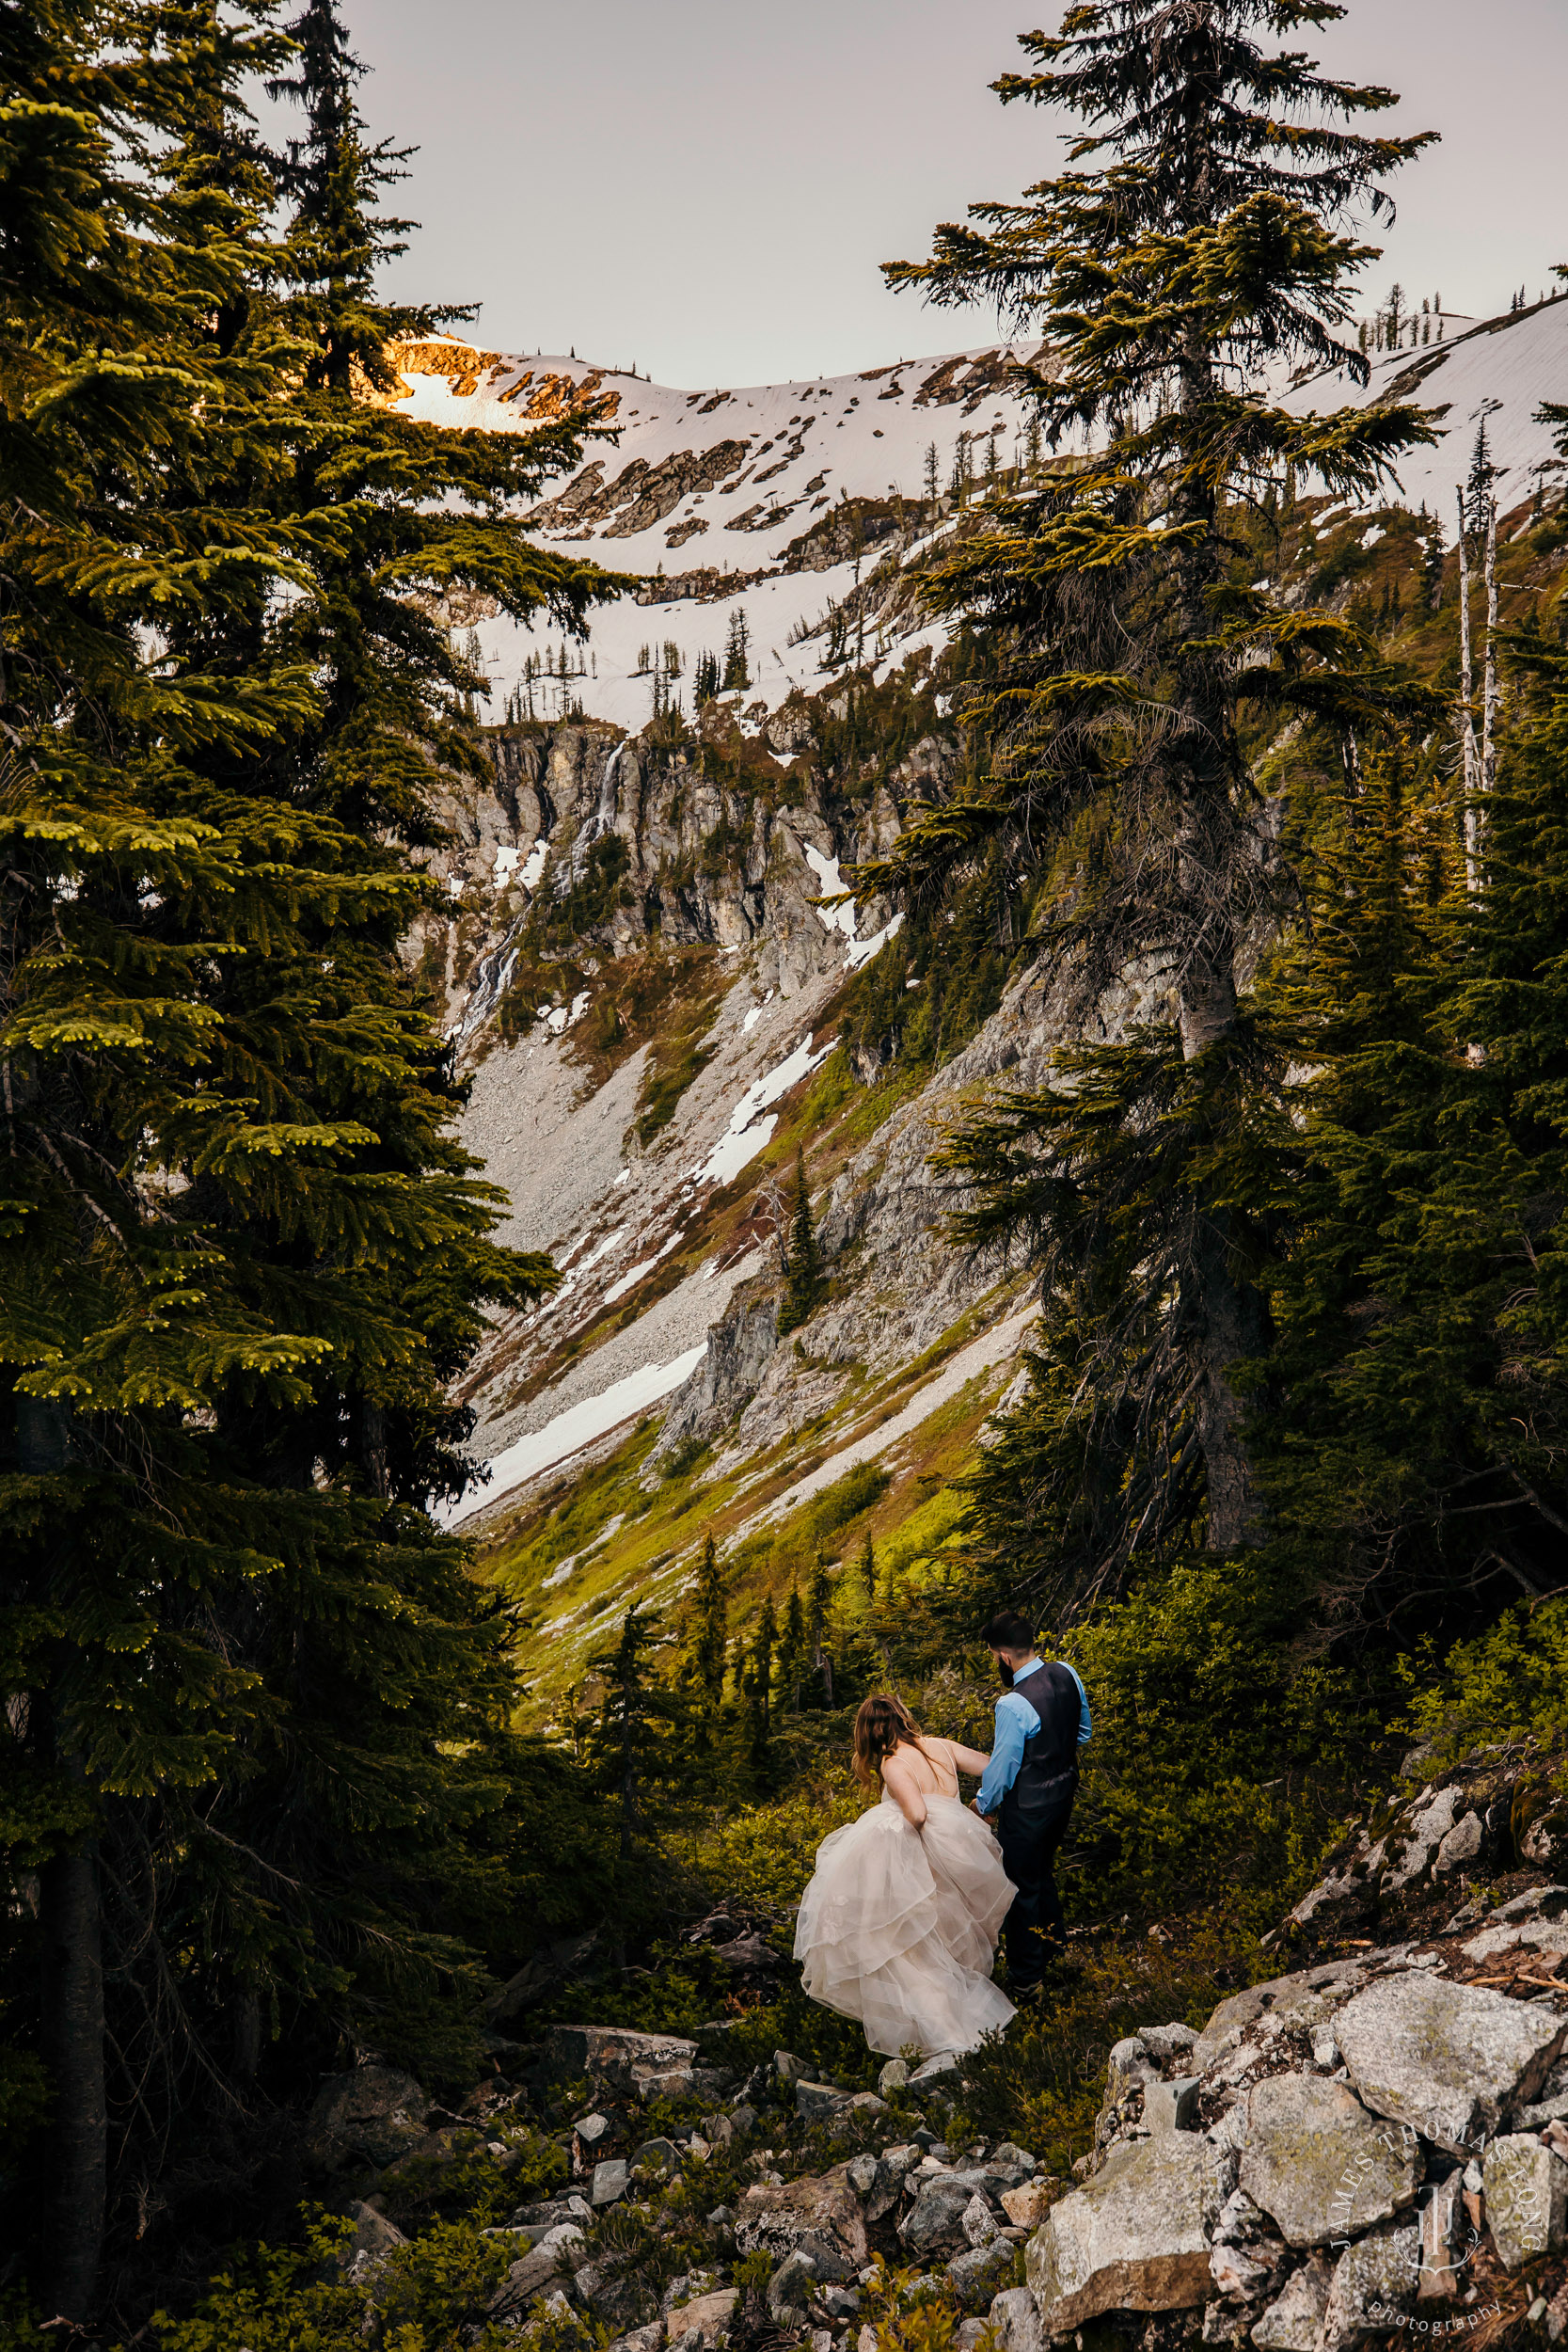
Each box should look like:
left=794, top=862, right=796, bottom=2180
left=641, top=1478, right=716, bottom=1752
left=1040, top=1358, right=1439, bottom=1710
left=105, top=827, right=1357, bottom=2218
left=1397, top=1597, right=1568, bottom=1767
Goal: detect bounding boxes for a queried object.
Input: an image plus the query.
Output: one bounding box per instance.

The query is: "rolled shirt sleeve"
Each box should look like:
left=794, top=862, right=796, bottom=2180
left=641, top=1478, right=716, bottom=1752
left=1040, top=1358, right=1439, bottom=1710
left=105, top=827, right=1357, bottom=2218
left=976, top=1692, right=1034, bottom=1816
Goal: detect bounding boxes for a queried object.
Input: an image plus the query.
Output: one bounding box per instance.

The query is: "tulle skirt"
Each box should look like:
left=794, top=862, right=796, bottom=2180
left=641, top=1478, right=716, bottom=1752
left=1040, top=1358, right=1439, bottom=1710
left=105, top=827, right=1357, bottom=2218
left=793, top=1792, right=1017, bottom=2058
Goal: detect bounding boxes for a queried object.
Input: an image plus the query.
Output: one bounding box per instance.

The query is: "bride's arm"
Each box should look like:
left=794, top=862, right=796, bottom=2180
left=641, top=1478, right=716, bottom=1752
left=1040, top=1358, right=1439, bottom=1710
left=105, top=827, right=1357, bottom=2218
left=942, top=1739, right=992, bottom=1777
left=879, top=1752, right=928, bottom=1828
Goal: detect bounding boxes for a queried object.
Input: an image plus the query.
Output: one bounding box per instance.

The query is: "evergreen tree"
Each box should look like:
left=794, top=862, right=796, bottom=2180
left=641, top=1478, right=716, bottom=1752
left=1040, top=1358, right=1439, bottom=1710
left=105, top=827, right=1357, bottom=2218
left=0, top=0, right=622, bottom=2305
left=876, top=0, right=1437, bottom=1565
left=721, top=606, right=751, bottom=692
left=807, top=1556, right=835, bottom=1705
left=777, top=1149, right=823, bottom=1334
left=694, top=648, right=721, bottom=706
left=777, top=1581, right=808, bottom=1715
left=1258, top=651, right=1568, bottom=1620
left=858, top=1528, right=878, bottom=1604
left=745, top=1596, right=777, bottom=1771
left=585, top=1609, right=673, bottom=1862
left=924, top=439, right=941, bottom=503
left=692, top=1534, right=727, bottom=1712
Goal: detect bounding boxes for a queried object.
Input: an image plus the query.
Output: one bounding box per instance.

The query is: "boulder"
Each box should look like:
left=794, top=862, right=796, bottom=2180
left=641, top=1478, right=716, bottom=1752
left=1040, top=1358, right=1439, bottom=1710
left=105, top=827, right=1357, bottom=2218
left=633, top=2136, right=683, bottom=2176
left=305, top=2066, right=427, bottom=2170
left=591, top=2158, right=629, bottom=2206
left=578, top=2257, right=655, bottom=2330
left=1332, top=1970, right=1568, bottom=2153
left=1143, top=2076, right=1200, bottom=2135
left=798, top=2080, right=848, bottom=2122
left=633, top=2061, right=705, bottom=2100
left=1139, top=2022, right=1199, bottom=2062
left=1191, top=1961, right=1370, bottom=2071
left=947, top=2240, right=1016, bottom=2305
left=774, top=2050, right=810, bottom=2086
left=899, top=2168, right=1022, bottom=2256
left=1320, top=2221, right=1419, bottom=2350
left=608, top=2328, right=663, bottom=2352
left=908, top=2050, right=959, bottom=2094
left=989, top=2283, right=1045, bottom=2352
left=960, top=2192, right=998, bottom=2249
left=1481, top=2134, right=1568, bottom=2271
left=667, top=2287, right=738, bottom=2343
left=1001, top=2183, right=1056, bottom=2230
left=1251, top=2255, right=1333, bottom=2352
left=1209, top=2243, right=1281, bottom=2301
left=879, top=2058, right=910, bottom=2097
left=486, top=2228, right=585, bottom=2320
left=574, top=2111, right=612, bottom=2156
left=1434, top=1811, right=1483, bottom=1875
left=734, top=2166, right=867, bottom=2272
left=1024, top=2132, right=1228, bottom=2333
left=767, top=2249, right=818, bottom=2322
left=1240, top=2072, right=1419, bottom=2248
left=545, top=2024, right=699, bottom=2091
left=340, top=2201, right=407, bottom=2265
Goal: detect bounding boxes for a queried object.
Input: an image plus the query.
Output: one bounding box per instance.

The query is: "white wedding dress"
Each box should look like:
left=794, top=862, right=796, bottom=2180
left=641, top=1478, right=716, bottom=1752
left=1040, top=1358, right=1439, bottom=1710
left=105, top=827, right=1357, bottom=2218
left=794, top=1785, right=1017, bottom=2058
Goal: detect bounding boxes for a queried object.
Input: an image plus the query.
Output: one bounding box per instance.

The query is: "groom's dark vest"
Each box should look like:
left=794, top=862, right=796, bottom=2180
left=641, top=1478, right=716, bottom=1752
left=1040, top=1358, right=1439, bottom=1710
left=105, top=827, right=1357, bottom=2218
left=1000, top=1661, right=1081, bottom=1836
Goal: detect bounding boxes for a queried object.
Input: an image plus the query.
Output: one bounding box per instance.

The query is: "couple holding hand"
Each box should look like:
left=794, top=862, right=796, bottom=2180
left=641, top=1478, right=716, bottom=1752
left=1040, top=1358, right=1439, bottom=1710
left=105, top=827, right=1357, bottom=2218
left=793, top=1611, right=1090, bottom=2058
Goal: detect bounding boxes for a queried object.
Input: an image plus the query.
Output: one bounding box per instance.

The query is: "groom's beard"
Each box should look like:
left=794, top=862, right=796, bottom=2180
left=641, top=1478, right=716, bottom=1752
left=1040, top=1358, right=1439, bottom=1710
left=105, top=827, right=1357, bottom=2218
left=993, top=1656, right=1012, bottom=1689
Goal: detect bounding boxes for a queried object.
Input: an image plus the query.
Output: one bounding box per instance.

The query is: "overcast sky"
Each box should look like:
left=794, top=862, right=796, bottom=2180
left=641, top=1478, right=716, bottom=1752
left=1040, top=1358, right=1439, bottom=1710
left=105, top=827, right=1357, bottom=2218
left=331, top=0, right=1568, bottom=389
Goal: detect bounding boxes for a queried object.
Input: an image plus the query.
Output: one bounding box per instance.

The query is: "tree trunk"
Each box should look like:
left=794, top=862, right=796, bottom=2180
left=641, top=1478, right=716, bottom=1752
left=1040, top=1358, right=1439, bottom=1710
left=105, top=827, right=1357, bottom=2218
left=1458, top=487, right=1481, bottom=890
left=40, top=1799, right=106, bottom=2322
left=20, top=1395, right=107, bottom=2322
left=1481, top=496, right=1499, bottom=804
left=1177, top=951, right=1269, bottom=1552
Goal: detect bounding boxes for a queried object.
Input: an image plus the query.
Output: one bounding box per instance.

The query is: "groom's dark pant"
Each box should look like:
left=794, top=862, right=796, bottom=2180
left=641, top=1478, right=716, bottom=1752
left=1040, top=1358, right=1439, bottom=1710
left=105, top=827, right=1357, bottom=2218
left=998, top=1775, right=1077, bottom=1994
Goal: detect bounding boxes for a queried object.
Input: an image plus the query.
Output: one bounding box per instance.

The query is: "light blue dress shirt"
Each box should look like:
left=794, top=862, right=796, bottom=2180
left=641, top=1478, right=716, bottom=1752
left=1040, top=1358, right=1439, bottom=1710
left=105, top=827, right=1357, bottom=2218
left=976, top=1656, right=1091, bottom=1817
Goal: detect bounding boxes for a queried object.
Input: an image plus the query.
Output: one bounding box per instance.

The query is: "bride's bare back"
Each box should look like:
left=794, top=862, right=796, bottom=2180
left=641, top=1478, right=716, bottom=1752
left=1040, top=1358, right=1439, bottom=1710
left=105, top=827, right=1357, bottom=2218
left=881, top=1732, right=991, bottom=1825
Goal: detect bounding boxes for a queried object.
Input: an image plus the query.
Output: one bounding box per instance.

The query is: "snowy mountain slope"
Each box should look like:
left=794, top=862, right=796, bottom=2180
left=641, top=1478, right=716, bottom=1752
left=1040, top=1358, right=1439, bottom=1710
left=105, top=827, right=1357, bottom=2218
left=425, top=295, right=1568, bottom=1545
left=398, top=299, right=1568, bottom=744
left=1282, top=299, right=1568, bottom=517
left=389, top=336, right=1042, bottom=728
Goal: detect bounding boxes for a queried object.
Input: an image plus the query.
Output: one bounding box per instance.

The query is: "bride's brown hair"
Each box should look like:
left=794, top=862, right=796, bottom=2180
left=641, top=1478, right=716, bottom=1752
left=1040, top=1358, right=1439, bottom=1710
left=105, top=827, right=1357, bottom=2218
left=853, top=1693, right=925, bottom=1788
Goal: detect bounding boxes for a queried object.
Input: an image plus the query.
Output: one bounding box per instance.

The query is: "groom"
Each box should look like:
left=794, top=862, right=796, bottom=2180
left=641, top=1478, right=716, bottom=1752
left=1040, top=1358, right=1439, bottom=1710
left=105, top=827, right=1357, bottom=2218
left=974, top=1610, right=1090, bottom=2001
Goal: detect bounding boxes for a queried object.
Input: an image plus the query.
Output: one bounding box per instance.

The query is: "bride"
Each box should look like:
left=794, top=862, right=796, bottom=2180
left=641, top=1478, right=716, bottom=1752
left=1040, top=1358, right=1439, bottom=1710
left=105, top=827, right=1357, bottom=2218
left=793, top=1693, right=1016, bottom=2058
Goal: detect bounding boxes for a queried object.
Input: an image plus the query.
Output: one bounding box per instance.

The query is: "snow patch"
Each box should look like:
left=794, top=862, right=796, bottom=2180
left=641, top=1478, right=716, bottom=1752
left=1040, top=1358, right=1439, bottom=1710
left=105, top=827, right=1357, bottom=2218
left=446, top=1345, right=708, bottom=1524
left=802, top=844, right=858, bottom=943
left=845, top=910, right=904, bottom=972
left=519, top=839, right=549, bottom=892
left=689, top=1032, right=835, bottom=1188
left=493, top=845, right=522, bottom=887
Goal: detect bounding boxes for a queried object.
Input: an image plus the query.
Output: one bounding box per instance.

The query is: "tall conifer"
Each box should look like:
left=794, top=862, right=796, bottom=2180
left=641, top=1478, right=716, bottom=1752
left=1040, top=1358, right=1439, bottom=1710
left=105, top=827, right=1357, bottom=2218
left=878, top=0, right=1438, bottom=1568
left=0, top=0, right=624, bottom=2305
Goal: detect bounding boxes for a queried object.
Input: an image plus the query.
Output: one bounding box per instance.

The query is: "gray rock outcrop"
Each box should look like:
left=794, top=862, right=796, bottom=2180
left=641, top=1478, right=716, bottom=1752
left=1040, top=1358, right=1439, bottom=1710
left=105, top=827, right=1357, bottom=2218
left=1239, top=2072, right=1419, bottom=2246
left=305, top=2065, right=427, bottom=2170
left=1024, top=2134, right=1229, bottom=2332
left=1332, top=1969, right=1567, bottom=2153
left=1482, top=2133, right=1568, bottom=2270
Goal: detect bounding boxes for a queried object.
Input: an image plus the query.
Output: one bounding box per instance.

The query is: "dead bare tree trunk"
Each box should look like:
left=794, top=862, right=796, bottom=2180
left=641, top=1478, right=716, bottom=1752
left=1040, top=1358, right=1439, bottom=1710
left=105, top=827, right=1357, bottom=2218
left=1481, top=494, right=1500, bottom=808
left=1457, top=487, right=1481, bottom=891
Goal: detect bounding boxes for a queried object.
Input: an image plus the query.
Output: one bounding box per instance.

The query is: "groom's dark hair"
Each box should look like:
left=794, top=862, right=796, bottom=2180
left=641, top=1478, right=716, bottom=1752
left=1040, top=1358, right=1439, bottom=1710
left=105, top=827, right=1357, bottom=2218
left=982, top=1609, right=1036, bottom=1653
